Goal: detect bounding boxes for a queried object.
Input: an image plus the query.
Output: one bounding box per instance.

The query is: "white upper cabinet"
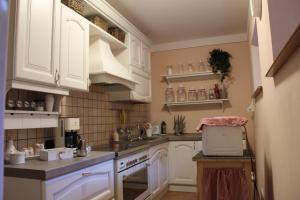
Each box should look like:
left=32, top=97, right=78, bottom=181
left=60, top=5, right=89, bottom=91
left=141, top=43, right=151, bottom=74
left=129, top=34, right=142, bottom=67
left=169, top=141, right=201, bottom=185
left=13, top=0, right=60, bottom=85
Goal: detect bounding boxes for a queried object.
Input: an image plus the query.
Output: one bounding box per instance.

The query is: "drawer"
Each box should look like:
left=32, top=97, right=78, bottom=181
left=43, top=160, right=114, bottom=200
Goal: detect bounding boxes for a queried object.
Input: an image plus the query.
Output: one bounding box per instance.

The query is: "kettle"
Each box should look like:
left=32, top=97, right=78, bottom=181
left=77, top=139, right=87, bottom=157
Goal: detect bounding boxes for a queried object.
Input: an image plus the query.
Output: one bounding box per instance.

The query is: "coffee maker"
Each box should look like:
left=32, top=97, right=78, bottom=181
left=55, top=118, right=81, bottom=149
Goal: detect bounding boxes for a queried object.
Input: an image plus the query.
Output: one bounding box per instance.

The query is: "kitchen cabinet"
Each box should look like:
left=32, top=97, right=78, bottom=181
left=141, top=43, right=151, bottom=74
left=4, top=160, right=114, bottom=200
left=12, top=0, right=60, bottom=85
left=60, top=5, right=89, bottom=91
left=129, top=34, right=142, bottom=68
left=149, top=143, right=169, bottom=199
left=169, top=141, right=202, bottom=190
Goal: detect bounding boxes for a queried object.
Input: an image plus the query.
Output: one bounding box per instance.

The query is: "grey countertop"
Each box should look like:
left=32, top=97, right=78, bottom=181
left=4, top=151, right=115, bottom=180
left=5, top=133, right=201, bottom=180
left=192, top=150, right=253, bottom=161
left=94, top=133, right=201, bottom=159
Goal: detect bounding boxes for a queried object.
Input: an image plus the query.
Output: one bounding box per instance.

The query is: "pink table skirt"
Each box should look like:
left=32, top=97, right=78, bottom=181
left=203, top=168, right=250, bottom=200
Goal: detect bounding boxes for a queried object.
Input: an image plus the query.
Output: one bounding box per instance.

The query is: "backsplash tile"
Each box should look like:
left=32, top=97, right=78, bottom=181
left=5, top=85, right=149, bottom=150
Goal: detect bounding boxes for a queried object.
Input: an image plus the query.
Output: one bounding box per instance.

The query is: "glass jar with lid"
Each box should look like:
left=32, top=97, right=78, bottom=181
left=197, top=88, right=207, bottom=101
left=177, top=84, right=187, bottom=102
left=188, top=87, right=197, bottom=101
left=165, top=85, right=175, bottom=103
left=187, top=62, right=194, bottom=73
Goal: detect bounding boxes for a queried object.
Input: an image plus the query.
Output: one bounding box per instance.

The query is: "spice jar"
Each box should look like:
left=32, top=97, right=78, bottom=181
left=165, top=85, right=175, bottom=103
left=188, top=87, right=197, bottom=101
left=177, top=84, right=187, bottom=102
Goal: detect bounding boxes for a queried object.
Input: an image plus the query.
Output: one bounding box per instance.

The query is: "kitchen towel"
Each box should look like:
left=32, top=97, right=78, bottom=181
left=196, top=116, right=248, bottom=131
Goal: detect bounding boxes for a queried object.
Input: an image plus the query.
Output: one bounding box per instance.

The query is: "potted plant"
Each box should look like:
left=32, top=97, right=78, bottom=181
left=208, top=49, right=232, bottom=82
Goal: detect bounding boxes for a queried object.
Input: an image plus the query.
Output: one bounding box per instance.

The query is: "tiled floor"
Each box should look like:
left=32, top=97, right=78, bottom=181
left=160, top=192, right=197, bottom=200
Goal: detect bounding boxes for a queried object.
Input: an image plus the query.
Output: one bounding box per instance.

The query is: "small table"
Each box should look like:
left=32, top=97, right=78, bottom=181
left=193, top=151, right=253, bottom=200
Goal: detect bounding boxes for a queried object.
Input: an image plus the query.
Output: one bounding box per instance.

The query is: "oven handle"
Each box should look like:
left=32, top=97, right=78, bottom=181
left=82, top=172, right=103, bottom=177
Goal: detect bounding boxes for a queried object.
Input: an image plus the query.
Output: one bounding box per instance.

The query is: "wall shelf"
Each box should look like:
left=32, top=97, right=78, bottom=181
left=266, top=23, right=300, bottom=77
left=161, top=71, right=220, bottom=83
left=89, top=22, right=127, bottom=51
left=165, top=99, right=229, bottom=112
left=4, top=110, right=59, bottom=130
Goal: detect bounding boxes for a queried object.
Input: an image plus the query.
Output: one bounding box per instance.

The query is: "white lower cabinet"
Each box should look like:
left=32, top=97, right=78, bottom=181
left=4, top=160, right=114, bottom=200
left=169, top=141, right=202, bottom=187
left=149, top=143, right=169, bottom=199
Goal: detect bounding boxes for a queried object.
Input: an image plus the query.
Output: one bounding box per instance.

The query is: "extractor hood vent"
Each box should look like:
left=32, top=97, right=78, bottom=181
left=89, top=37, right=136, bottom=90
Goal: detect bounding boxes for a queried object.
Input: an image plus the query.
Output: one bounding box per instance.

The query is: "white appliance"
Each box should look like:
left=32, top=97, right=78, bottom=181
left=89, top=38, right=136, bottom=90
left=202, top=126, right=243, bottom=156
left=115, top=151, right=151, bottom=200
left=55, top=118, right=80, bottom=148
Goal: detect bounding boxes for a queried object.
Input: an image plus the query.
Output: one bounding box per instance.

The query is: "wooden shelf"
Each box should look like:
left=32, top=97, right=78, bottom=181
left=162, top=71, right=220, bottom=83
left=266, top=23, right=300, bottom=77
left=165, top=99, right=229, bottom=112
left=89, top=22, right=127, bottom=51
left=251, top=86, right=263, bottom=98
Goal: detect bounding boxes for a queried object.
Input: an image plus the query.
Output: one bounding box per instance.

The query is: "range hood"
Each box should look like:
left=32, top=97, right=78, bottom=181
left=89, top=38, right=136, bottom=90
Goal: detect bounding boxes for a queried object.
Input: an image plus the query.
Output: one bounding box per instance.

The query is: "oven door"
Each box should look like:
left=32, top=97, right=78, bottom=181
left=117, top=161, right=150, bottom=200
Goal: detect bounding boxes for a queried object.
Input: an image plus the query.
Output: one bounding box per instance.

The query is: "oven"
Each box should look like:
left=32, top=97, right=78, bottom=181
left=115, top=151, right=151, bottom=200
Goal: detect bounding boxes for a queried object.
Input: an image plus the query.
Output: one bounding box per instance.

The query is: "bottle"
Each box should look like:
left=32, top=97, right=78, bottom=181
left=187, top=62, right=194, bottom=73
left=214, top=84, right=220, bottom=99
left=198, top=58, right=205, bottom=72
left=161, top=121, right=167, bottom=134
left=166, top=64, right=173, bottom=75
left=5, top=136, right=17, bottom=161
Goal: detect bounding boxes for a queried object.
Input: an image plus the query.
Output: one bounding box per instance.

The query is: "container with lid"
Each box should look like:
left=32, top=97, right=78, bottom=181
left=198, top=89, right=207, bottom=101
left=165, top=85, right=175, bottom=103
left=188, top=87, right=197, bottom=101
left=187, top=62, right=194, bottom=73
left=177, top=84, right=187, bottom=102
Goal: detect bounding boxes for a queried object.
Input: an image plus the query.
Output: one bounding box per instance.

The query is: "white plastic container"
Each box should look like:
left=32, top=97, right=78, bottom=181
left=40, top=148, right=73, bottom=161
left=202, top=126, right=243, bottom=156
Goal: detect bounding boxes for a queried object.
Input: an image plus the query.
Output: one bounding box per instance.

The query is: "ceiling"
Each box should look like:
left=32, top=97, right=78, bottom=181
left=105, top=0, right=249, bottom=44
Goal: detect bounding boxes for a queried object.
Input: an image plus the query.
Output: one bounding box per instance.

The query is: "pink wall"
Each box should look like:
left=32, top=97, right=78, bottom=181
left=249, top=0, right=300, bottom=199
left=150, top=42, right=255, bottom=147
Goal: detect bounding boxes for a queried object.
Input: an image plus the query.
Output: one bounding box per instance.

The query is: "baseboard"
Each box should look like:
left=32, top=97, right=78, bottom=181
left=169, top=184, right=197, bottom=192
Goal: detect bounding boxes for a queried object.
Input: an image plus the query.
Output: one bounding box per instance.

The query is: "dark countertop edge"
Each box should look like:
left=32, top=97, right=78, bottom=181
left=5, top=153, right=115, bottom=180
left=192, top=150, right=254, bottom=161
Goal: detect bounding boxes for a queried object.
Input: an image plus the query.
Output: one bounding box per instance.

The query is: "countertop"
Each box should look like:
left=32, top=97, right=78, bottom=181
left=192, top=150, right=253, bottom=162
left=94, top=133, right=202, bottom=159
left=4, top=151, right=115, bottom=180
left=5, top=133, right=201, bottom=180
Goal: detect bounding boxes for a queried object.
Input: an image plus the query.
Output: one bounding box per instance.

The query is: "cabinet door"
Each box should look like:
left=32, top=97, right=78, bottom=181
left=141, top=43, right=151, bottom=74
left=60, top=5, right=89, bottom=91
left=169, top=141, right=198, bottom=185
left=129, top=34, right=141, bottom=67
left=43, top=160, right=114, bottom=200
left=149, top=151, right=160, bottom=197
left=159, top=149, right=169, bottom=189
left=13, top=0, right=60, bottom=85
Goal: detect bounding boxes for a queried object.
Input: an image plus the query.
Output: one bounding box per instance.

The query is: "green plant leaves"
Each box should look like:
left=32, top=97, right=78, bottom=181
left=208, top=49, right=232, bottom=82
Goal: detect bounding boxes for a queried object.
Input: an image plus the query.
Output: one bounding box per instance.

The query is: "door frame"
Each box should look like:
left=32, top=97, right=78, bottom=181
left=0, top=0, right=9, bottom=199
